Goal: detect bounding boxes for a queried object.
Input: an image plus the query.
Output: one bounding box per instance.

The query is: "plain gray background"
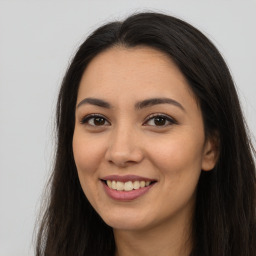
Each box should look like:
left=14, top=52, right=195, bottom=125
left=0, top=1, right=255, bottom=255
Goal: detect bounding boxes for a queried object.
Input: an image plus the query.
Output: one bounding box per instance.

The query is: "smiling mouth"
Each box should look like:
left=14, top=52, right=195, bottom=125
left=102, top=180, right=156, bottom=191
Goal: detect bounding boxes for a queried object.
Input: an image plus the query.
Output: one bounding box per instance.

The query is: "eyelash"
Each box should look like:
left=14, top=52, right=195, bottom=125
left=80, top=113, right=177, bottom=127
left=80, top=114, right=110, bottom=126
left=143, top=113, right=177, bottom=127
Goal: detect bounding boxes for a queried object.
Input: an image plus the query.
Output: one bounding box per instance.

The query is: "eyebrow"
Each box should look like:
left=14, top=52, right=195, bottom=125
left=135, top=97, right=185, bottom=111
left=76, top=97, right=185, bottom=112
left=77, top=98, right=111, bottom=109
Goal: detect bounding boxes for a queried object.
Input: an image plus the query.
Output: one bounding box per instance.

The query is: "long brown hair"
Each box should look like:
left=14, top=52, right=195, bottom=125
left=36, top=12, right=256, bottom=256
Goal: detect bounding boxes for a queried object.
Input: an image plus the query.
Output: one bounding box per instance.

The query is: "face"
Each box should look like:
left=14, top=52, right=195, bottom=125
left=73, top=46, right=216, bottom=232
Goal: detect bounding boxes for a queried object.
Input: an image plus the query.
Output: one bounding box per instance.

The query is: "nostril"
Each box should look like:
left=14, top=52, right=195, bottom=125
left=107, top=159, right=134, bottom=168
left=105, top=142, right=144, bottom=167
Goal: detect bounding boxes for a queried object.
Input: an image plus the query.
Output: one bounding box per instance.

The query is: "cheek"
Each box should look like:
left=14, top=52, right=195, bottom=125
left=72, top=131, right=107, bottom=208
left=146, top=131, right=204, bottom=185
left=147, top=134, right=204, bottom=215
left=72, top=130, right=107, bottom=199
left=72, top=131, right=106, bottom=175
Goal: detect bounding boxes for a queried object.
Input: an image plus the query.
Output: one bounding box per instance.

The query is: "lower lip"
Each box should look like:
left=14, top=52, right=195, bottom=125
left=102, top=182, right=155, bottom=201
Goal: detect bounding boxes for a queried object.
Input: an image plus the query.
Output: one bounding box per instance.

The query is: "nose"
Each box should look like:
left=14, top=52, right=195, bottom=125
left=104, top=125, right=144, bottom=168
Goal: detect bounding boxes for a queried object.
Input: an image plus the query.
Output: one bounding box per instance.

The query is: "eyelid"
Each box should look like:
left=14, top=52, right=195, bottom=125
left=80, top=113, right=110, bottom=125
left=143, top=113, right=177, bottom=126
left=79, top=113, right=177, bottom=127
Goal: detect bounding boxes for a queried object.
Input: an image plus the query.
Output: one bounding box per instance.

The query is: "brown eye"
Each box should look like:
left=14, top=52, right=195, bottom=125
left=144, top=114, right=176, bottom=127
left=93, top=117, right=106, bottom=126
left=80, top=115, right=110, bottom=126
left=153, top=116, right=167, bottom=126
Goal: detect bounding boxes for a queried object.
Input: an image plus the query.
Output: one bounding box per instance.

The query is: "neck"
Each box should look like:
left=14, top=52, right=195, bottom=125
left=114, top=209, right=194, bottom=256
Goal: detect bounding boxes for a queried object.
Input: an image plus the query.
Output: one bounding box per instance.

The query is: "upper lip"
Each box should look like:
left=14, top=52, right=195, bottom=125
left=101, top=175, right=157, bottom=183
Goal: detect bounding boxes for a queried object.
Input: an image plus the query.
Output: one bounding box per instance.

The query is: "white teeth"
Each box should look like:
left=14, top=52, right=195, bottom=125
left=105, top=180, right=153, bottom=191
left=107, top=180, right=112, bottom=187
left=133, top=181, right=140, bottom=189
left=124, top=181, right=133, bottom=191
left=116, top=181, right=124, bottom=191
left=112, top=180, right=117, bottom=189
left=140, top=181, right=145, bottom=188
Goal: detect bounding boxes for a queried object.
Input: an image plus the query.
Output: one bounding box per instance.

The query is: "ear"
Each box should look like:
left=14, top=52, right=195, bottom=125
left=201, top=133, right=219, bottom=171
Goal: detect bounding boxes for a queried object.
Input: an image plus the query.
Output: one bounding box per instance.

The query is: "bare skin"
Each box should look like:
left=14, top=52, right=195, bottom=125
left=73, top=46, right=218, bottom=256
left=114, top=202, right=193, bottom=256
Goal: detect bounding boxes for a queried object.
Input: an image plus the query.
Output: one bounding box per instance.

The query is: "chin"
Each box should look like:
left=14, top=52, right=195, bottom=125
left=102, top=211, right=149, bottom=231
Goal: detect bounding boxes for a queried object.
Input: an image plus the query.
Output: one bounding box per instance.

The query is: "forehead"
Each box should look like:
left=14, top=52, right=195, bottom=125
left=77, top=46, right=196, bottom=105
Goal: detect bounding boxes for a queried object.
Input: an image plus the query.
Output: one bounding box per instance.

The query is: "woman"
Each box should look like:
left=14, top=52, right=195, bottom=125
left=36, top=12, right=256, bottom=256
